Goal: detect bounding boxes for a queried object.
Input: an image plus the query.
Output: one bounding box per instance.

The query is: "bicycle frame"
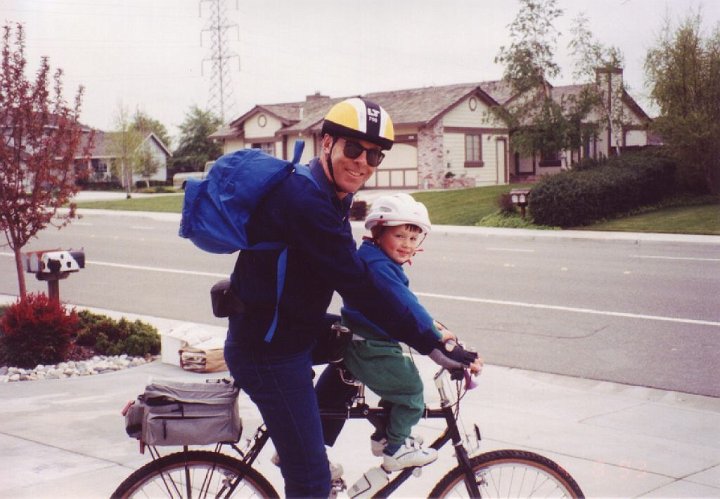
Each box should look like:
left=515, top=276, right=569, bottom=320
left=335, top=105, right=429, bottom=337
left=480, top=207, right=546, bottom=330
left=118, top=367, right=584, bottom=498
left=231, top=367, right=482, bottom=497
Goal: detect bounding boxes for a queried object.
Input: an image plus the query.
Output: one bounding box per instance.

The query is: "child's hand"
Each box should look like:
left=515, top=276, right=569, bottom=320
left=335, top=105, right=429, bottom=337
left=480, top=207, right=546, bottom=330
left=468, top=354, right=484, bottom=375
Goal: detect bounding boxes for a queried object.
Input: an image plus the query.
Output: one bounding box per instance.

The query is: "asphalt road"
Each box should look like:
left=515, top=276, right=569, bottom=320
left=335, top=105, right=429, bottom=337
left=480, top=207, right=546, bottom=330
left=1, top=210, right=718, bottom=396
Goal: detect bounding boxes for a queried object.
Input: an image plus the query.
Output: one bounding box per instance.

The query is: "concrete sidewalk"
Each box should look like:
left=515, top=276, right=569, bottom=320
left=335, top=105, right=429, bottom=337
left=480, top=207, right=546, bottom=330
left=0, top=302, right=718, bottom=498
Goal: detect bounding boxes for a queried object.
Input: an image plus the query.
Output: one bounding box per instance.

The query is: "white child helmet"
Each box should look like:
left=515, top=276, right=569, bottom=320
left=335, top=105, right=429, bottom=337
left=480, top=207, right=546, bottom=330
left=364, top=193, right=432, bottom=234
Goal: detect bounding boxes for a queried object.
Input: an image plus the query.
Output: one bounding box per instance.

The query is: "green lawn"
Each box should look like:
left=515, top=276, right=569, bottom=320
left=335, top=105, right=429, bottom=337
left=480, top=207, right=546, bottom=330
left=412, top=184, right=534, bottom=226
left=74, top=188, right=720, bottom=236
left=586, top=203, right=720, bottom=235
left=75, top=194, right=184, bottom=212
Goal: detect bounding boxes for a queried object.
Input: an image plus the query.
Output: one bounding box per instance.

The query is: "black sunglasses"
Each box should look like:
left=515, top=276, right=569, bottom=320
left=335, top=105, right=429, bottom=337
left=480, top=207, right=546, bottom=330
left=342, top=139, right=385, bottom=167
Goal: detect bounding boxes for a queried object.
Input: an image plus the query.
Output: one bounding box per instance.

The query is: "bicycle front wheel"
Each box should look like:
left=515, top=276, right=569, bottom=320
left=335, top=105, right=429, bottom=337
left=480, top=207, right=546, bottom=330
left=429, top=449, right=584, bottom=498
left=111, top=450, right=279, bottom=499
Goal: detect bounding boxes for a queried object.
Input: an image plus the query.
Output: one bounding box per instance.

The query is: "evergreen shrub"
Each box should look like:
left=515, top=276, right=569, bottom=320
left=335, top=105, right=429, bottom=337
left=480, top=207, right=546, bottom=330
left=76, top=310, right=160, bottom=357
left=497, top=193, right=516, bottom=215
left=529, top=151, right=676, bottom=227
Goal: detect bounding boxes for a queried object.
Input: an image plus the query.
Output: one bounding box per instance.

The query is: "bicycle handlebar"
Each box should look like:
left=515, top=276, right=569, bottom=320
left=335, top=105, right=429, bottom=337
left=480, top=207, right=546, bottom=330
left=447, top=367, right=479, bottom=389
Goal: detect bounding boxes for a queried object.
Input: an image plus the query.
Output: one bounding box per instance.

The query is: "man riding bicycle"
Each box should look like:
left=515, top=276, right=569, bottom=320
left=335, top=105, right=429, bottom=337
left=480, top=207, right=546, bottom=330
left=224, top=98, right=478, bottom=498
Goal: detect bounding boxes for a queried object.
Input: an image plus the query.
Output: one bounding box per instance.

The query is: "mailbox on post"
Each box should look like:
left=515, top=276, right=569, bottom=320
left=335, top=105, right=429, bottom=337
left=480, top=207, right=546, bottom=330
left=510, top=189, right=531, bottom=218
left=23, top=249, right=85, bottom=304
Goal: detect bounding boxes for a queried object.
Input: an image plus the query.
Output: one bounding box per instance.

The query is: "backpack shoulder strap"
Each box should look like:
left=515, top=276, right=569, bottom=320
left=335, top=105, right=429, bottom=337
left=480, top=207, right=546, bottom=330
left=262, top=141, right=318, bottom=343
left=290, top=140, right=319, bottom=188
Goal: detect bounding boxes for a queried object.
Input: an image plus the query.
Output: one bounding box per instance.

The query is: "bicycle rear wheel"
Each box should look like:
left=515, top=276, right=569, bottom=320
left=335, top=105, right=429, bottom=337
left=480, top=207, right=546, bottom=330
left=111, top=450, right=278, bottom=499
left=429, top=449, right=584, bottom=498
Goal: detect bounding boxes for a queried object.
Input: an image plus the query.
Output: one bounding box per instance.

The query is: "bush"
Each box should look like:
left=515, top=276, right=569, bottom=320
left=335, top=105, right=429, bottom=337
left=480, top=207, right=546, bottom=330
left=529, top=151, right=677, bottom=227
left=135, top=180, right=173, bottom=190
left=573, top=156, right=602, bottom=171
left=76, top=310, right=160, bottom=357
left=0, top=294, right=78, bottom=368
left=350, top=200, right=368, bottom=220
left=497, top=193, right=516, bottom=215
left=137, top=185, right=175, bottom=194
left=76, top=180, right=123, bottom=191
left=477, top=212, right=559, bottom=229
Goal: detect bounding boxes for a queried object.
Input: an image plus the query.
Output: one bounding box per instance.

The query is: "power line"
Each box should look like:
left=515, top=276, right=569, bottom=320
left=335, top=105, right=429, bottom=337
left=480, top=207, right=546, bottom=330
left=200, top=0, right=239, bottom=123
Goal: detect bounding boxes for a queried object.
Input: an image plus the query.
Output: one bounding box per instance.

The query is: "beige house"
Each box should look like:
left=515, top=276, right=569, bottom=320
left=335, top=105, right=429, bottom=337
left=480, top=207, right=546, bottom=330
left=75, top=131, right=172, bottom=186
left=509, top=67, right=653, bottom=177
left=210, top=68, right=652, bottom=189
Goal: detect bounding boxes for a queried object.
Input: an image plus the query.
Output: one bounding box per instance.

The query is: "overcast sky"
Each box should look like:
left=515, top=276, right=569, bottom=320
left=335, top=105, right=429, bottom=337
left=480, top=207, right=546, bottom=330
left=3, top=0, right=718, bottom=145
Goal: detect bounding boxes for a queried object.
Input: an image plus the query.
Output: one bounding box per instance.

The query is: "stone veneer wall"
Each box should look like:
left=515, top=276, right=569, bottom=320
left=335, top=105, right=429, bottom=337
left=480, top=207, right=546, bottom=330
left=417, top=120, right=445, bottom=189
left=595, top=67, right=625, bottom=155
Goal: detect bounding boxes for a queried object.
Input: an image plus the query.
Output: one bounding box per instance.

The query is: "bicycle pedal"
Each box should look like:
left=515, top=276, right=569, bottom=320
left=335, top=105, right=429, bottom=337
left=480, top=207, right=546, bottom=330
left=411, top=467, right=423, bottom=477
left=330, top=477, right=347, bottom=499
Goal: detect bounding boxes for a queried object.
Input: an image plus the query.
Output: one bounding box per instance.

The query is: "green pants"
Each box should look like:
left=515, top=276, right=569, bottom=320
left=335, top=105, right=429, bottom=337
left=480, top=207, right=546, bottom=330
left=343, top=339, right=424, bottom=447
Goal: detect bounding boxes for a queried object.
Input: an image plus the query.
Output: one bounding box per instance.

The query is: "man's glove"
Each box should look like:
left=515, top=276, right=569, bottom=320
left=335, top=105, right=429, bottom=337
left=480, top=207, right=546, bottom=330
left=429, top=340, right=478, bottom=370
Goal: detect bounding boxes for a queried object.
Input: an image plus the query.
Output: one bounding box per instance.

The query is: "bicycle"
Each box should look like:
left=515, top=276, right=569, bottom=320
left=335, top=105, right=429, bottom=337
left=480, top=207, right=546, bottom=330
left=112, top=361, right=585, bottom=498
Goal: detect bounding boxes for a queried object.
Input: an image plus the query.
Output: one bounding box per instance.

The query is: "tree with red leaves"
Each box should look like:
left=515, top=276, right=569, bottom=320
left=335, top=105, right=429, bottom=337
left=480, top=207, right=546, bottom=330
left=0, top=23, right=93, bottom=298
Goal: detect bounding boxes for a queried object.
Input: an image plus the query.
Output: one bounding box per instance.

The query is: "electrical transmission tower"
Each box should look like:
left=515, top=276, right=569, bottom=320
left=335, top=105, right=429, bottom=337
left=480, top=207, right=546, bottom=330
left=200, top=0, right=239, bottom=123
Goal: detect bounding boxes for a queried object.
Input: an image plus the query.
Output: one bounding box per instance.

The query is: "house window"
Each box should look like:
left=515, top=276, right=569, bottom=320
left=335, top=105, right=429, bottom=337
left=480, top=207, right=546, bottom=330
left=539, top=150, right=561, bottom=167
left=251, top=142, right=275, bottom=155
left=464, top=134, right=484, bottom=167
left=92, top=159, right=108, bottom=173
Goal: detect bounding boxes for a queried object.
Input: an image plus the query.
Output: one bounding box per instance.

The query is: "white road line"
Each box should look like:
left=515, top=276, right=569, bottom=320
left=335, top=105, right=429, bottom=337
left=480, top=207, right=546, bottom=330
left=632, top=255, right=720, bottom=262
left=3, top=252, right=717, bottom=327
left=415, top=291, right=720, bottom=328
left=2, top=253, right=226, bottom=277
left=86, top=260, right=227, bottom=278
left=486, top=247, right=535, bottom=253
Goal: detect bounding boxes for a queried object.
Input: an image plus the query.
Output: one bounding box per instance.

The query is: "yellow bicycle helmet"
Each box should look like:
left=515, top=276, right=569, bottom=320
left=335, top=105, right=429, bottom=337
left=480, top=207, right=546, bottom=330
left=321, top=97, right=394, bottom=151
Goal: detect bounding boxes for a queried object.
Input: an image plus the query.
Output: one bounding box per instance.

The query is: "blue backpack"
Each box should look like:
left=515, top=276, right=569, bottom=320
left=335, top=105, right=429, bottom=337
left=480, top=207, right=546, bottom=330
left=179, top=140, right=317, bottom=341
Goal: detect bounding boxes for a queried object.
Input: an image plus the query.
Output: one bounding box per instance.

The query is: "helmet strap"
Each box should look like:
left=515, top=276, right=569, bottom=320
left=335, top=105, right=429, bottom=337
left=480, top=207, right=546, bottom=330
left=326, top=137, right=349, bottom=195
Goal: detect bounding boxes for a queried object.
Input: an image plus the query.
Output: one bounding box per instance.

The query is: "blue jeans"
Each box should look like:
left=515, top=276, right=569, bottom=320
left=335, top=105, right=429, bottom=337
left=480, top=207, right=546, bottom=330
left=224, top=343, right=331, bottom=498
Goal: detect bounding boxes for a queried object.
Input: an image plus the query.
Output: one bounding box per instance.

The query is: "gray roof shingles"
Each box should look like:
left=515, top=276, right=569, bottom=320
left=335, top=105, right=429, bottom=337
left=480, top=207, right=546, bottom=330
left=218, top=78, right=648, bottom=138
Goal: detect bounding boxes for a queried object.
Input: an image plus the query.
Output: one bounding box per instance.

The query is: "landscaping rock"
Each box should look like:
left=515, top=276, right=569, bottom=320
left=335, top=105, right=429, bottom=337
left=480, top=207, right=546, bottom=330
left=0, top=355, right=156, bottom=382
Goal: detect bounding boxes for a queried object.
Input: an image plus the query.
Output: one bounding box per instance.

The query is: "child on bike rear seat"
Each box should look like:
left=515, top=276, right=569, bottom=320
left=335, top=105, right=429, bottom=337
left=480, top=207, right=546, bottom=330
left=340, top=193, right=483, bottom=471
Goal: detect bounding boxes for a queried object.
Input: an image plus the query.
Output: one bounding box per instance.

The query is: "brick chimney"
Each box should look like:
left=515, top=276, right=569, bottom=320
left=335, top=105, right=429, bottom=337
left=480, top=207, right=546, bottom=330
left=306, top=92, right=330, bottom=101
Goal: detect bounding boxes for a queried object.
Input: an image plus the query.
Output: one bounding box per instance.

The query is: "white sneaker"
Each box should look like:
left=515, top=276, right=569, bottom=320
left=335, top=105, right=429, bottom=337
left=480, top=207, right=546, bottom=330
left=271, top=452, right=344, bottom=480
left=382, top=439, right=437, bottom=472
left=371, top=435, right=424, bottom=456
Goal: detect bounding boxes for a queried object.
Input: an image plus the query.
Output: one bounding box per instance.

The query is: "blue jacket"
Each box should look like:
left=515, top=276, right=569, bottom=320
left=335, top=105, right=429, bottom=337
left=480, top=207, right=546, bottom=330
left=227, top=158, right=440, bottom=356
left=342, top=240, right=441, bottom=342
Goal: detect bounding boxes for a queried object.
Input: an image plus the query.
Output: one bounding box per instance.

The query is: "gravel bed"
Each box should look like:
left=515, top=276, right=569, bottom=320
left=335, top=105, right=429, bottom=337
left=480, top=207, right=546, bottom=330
left=0, top=354, right=156, bottom=382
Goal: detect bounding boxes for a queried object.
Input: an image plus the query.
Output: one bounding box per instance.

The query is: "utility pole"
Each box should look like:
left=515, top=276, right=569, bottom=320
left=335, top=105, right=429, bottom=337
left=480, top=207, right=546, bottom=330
left=200, top=0, right=239, bottom=123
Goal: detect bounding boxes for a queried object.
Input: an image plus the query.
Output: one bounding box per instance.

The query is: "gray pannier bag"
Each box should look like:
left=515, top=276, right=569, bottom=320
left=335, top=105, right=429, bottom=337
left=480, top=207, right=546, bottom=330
left=124, top=379, right=242, bottom=446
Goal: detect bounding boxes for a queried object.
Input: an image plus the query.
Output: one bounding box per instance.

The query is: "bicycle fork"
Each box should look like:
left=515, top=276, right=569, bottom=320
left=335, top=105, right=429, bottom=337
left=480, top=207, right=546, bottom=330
left=434, top=369, right=481, bottom=498
left=441, top=408, right=481, bottom=498
left=454, top=444, right=481, bottom=498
